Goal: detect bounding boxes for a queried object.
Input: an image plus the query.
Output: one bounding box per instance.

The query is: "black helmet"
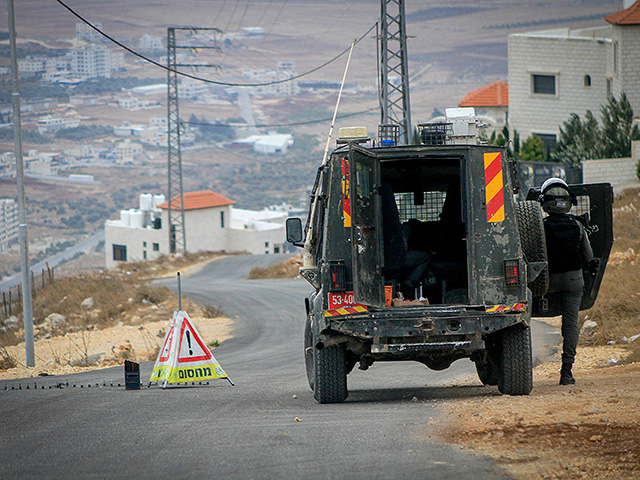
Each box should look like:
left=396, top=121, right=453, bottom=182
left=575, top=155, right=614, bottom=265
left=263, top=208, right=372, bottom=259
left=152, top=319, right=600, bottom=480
left=538, top=178, right=576, bottom=215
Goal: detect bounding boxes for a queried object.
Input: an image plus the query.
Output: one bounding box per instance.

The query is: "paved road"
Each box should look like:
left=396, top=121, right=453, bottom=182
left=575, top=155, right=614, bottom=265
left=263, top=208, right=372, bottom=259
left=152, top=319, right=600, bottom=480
left=0, top=254, right=557, bottom=479
left=0, top=231, right=105, bottom=292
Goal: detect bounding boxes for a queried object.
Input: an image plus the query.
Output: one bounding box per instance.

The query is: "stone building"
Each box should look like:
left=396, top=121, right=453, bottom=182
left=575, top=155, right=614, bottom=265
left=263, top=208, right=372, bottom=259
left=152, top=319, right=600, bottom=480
left=508, top=0, right=640, bottom=151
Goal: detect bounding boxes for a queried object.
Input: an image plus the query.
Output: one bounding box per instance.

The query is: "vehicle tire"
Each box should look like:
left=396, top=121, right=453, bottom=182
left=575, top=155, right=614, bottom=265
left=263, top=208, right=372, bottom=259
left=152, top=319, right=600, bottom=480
left=515, top=200, right=549, bottom=297
left=498, top=325, right=533, bottom=395
left=313, top=343, right=348, bottom=404
left=304, top=315, right=314, bottom=391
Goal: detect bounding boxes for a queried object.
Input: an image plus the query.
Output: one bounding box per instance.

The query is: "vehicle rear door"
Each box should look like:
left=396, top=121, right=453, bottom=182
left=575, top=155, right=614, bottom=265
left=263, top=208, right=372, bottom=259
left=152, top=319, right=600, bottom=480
left=570, top=183, right=614, bottom=310
left=349, top=146, right=385, bottom=307
left=527, top=182, right=613, bottom=314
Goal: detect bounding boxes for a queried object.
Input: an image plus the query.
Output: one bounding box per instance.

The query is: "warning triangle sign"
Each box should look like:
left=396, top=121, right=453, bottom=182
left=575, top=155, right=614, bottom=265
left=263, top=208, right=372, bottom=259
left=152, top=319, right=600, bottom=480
left=150, top=311, right=232, bottom=386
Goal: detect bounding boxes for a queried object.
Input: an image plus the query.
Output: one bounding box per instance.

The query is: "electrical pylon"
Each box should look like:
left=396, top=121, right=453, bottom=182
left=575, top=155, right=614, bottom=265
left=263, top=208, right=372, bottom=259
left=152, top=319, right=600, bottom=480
left=166, top=27, right=221, bottom=253
left=379, top=0, right=412, bottom=145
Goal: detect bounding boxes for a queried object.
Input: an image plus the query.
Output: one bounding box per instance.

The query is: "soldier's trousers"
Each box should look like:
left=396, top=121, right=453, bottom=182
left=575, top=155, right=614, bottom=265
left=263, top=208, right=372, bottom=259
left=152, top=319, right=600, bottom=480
left=548, top=271, right=584, bottom=366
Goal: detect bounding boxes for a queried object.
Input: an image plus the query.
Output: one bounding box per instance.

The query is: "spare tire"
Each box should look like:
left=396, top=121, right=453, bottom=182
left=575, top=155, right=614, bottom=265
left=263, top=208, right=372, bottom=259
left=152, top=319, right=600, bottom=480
left=515, top=200, right=549, bottom=296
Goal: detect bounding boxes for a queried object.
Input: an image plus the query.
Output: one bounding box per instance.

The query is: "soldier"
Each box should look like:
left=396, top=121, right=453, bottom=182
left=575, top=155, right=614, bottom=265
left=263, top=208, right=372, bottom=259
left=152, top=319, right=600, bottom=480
left=539, top=178, right=594, bottom=385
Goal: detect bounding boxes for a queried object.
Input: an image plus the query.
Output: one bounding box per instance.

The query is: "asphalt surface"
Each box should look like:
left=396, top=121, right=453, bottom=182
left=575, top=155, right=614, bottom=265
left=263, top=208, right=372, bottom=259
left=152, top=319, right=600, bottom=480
left=0, top=231, right=105, bottom=292
left=0, top=254, right=558, bottom=479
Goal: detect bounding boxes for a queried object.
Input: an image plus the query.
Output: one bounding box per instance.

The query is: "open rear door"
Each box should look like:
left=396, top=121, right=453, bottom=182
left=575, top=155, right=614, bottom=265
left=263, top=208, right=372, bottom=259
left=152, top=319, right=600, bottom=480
left=349, top=147, right=385, bottom=307
left=570, top=183, right=614, bottom=310
left=528, top=182, right=613, bottom=315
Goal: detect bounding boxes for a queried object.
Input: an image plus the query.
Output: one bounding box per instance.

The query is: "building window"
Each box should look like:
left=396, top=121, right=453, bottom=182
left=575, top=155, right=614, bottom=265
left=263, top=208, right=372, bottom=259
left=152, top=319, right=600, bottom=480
left=584, top=75, right=591, bottom=87
left=606, top=77, right=612, bottom=97
left=153, top=242, right=159, bottom=251
left=220, top=211, right=225, bottom=228
left=143, top=241, right=147, bottom=247
left=265, top=242, right=269, bottom=248
left=531, top=74, right=556, bottom=95
left=113, top=244, right=127, bottom=262
left=143, top=251, right=147, bottom=259
left=613, top=42, right=618, bottom=75
left=274, top=246, right=280, bottom=254
left=533, top=133, right=557, bottom=155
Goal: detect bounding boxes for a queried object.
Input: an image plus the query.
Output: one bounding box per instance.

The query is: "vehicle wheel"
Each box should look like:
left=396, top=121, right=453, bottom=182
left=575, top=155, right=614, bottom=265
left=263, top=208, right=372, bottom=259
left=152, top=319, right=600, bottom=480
left=498, top=325, right=533, bottom=395
left=515, top=200, right=549, bottom=296
left=304, top=315, right=314, bottom=391
left=313, top=343, right=348, bottom=404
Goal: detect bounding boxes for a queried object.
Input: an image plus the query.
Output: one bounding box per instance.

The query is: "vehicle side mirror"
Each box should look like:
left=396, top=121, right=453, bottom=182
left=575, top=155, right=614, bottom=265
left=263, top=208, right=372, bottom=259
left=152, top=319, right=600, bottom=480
left=286, top=217, right=304, bottom=246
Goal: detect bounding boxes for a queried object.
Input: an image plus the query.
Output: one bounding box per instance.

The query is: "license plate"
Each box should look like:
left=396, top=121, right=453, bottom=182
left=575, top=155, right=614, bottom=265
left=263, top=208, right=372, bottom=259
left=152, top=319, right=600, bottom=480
left=328, top=292, right=356, bottom=309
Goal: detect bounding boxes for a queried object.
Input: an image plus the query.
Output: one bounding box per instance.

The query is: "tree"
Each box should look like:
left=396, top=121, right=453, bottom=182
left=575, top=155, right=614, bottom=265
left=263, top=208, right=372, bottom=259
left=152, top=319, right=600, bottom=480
left=486, top=125, right=517, bottom=160
left=520, top=135, right=545, bottom=162
left=554, top=111, right=603, bottom=167
left=600, top=92, right=640, bottom=159
left=555, top=93, right=640, bottom=166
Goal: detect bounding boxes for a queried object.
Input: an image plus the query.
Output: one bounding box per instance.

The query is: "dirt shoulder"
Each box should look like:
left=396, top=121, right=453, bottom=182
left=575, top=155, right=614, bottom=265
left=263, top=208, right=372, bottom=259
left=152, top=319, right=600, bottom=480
left=440, top=344, right=640, bottom=480
left=0, top=312, right=233, bottom=381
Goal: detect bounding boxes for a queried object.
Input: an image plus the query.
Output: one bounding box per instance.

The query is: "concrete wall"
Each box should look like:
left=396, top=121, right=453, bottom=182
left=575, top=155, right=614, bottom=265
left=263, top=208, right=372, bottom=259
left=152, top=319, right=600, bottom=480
left=581, top=141, right=640, bottom=192
left=104, top=222, right=166, bottom=269
left=227, top=227, right=285, bottom=255
left=615, top=25, right=640, bottom=115
left=183, top=205, right=231, bottom=252
left=508, top=30, right=609, bottom=141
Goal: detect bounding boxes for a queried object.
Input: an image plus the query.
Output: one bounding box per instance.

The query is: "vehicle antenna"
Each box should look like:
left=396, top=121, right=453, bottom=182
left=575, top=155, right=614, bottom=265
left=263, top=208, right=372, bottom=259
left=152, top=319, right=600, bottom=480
left=321, top=39, right=356, bottom=166
left=304, top=39, right=356, bottom=269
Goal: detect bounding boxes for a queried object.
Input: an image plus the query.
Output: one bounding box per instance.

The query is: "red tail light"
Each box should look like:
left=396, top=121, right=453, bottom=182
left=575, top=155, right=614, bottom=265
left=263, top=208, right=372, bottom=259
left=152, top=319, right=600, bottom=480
left=329, top=261, right=346, bottom=292
left=504, top=259, right=521, bottom=286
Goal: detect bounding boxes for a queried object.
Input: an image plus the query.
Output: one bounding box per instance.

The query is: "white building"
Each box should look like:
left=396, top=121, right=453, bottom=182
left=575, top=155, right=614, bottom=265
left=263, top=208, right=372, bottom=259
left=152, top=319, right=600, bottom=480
left=254, top=134, right=294, bottom=154
left=243, top=62, right=300, bottom=97
left=0, top=198, right=18, bottom=252
left=37, top=114, right=80, bottom=134
left=231, top=133, right=294, bottom=155
left=104, top=190, right=286, bottom=268
left=18, top=56, right=45, bottom=75
left=139, top=34, right=163, bottom=51
left=508, top=0, right=640, bottom=150
left=76, top=21, right=103, bottom=42
left=179, top=78, right=210, bottom=99
left=114, top=138, right=143, bottom=164
left=71, top=44, right=111, bottom=80
left=149, top=116, right=168, bottom=132
left=118, top=95, right=140, bottom=110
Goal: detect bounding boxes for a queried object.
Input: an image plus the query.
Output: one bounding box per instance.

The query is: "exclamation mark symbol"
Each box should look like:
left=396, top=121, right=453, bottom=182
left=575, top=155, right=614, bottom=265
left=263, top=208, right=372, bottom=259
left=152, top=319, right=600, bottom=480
left=186, top=330, right=193, bottom=356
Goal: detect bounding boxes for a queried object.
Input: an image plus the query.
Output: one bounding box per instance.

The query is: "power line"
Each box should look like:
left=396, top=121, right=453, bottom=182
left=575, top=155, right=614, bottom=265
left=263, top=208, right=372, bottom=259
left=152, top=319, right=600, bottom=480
left=55, top=0, right=376, bottom=88
left=181, top=106, right=379, bottom=129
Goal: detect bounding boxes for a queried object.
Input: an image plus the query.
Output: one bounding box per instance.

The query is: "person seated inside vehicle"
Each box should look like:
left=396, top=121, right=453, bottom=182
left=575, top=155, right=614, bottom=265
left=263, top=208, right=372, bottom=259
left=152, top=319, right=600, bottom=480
left=379, top=183, right=431, bottom=300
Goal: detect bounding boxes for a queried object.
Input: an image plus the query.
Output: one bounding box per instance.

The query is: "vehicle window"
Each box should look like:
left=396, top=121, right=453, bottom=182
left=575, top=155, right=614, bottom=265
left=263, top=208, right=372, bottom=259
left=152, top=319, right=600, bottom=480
left=394, top=191, right=446, bottom=222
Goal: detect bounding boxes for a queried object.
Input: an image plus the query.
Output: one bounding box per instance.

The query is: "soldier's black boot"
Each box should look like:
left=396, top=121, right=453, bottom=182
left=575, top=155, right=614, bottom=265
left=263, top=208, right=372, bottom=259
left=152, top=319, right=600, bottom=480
left=559, top=363, right=575, bottom=385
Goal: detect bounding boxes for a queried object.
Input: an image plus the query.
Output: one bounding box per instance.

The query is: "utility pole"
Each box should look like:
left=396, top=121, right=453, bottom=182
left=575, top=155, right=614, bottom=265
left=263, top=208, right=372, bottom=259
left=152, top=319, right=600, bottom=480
left=380, top=0, right=412, bottom=145
left=7, top=0, right=34, bottom=366
left=166, top=27, right=221, bottom=254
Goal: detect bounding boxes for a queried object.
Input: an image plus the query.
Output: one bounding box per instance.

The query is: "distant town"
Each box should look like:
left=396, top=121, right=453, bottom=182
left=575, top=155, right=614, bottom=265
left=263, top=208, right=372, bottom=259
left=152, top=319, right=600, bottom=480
left=0, top=1, right=638, bottom=275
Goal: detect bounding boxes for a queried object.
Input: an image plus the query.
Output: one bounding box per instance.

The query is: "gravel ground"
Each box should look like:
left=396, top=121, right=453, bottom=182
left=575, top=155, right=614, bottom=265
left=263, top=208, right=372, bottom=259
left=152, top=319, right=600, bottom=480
left=440, top=339, right=640, bottom=480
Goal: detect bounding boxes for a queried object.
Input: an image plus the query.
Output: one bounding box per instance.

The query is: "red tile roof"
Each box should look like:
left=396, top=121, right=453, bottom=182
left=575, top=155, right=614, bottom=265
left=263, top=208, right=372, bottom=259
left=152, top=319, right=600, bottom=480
left=157, top=190, right=236, bottom=210
left=458, top=81, right=508, bottom=108
left=605, top=0, right=640, bottom=25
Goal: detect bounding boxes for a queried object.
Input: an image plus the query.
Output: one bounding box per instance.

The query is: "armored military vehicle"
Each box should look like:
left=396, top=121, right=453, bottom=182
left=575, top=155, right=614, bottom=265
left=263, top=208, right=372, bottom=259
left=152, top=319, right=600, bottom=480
left=287, top=118, right=613, bottom=403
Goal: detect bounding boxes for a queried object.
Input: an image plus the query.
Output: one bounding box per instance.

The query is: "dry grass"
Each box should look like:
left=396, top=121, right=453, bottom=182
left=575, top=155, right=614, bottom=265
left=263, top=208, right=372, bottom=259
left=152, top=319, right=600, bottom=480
left=0, top=252, right=226, bottom=358
left=247, top=255, right=301, bottom=280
